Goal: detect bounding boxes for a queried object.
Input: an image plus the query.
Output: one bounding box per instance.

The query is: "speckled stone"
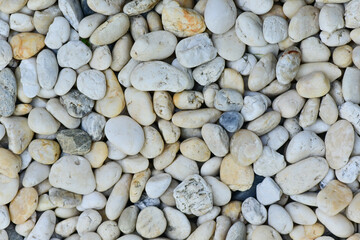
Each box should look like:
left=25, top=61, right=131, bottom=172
left=60, top=90, right=94, bottom=118
left=56, top=129, right=92, bottom=155
left=81, top=112, right=106, bottom=141
left=0, top=68, right=16, bottom=117
left=219, top=111, right=244, bottom=133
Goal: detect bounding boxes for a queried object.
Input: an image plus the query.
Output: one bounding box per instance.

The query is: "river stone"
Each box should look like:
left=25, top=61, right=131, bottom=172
left=253, top=146, right=286, bottom=177
left=48, top=188, right=82, bottom=208
left=173, top=174, right=213, bottom=216
left=241, top=197, right=267, bottom=225
left=163, top=207, right=191, bottom=239
left=0, top=148, right=21, bottom=179
left=130, top=61, right=192, bottom=93
left=268, top=204, right=293, bottom=234
left=58, top=0, right=83, bottom=30
left=204, top=0, right=236, bottom=34
left=105, top=116, right=145, bottom=155
left=175, top=33, right=217, bottom=68
left=275, top=157, right=329, bottom=195
left=325, top=120, right=355, bottom=169
left=263, top=16, right=288, bottom=44
left=0, top=68, right=16, bottom=117
left=81, top=112, right=105, bottom=141
left=10, top=33, right=45, bottom=60
left=0, top=40, right=12, bottom=71
left=76, top=69, right=106, bottom=100
left=276, top=46, right=301, bottom=85
left=60, top=90, right=94, bottom=118
left=0, top=174, right=19, bottom=205
left=56, top=129, right=92, bottom=155
left=252, top=225, right=282, bottom=240
left=9, top=187, right=38, bottom=224
left=235, top=12, right=266, bottom=47
left=136, top=206, right=167, bottom=239
left=49, top=155, right=96, bottom=195
left=172, top=108, right=221, bottom=128
left=57, top=41, right=92, bottom=69
left=45, top=16, right=70, bottom=49
left=19, top=58, right=40, bottom=98
left=212, top=27, right=246, bottom=61
left=219, top=111, right=244, bottom=133
left=36, top=49, right=58, bottom=90
left=193, top=57, right=225, bottom=86
left=201, top=123, right=229, bottom=157
left=124, top=0, right=159, bottom=16
left=288, top=6, right=320, bottom=42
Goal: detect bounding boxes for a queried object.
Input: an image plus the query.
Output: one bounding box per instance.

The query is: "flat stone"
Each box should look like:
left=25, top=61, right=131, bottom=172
left=164, top=155, right=199, bottom=181
left=173, top=174, right=213, bottom=216
left=28, top=107, right=60, bottom=135
left=26, top=210, right=56, bottom=240
left=56, top=129, right=91, bottom=155
left=19, top=58, right=40, bottom=98
left=145, top=173, right=172, bottom=199
left=60, top=89, right=94, bottom=118
left=0, top=68, right=16, bottom=117
left=256, top=177, right=282, bottom=206
left=49, top=155, right=96, bottom=195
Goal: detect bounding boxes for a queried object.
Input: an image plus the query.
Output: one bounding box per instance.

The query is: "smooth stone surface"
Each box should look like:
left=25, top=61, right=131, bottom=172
left=276, top=46, right=301, bottom=85
left=256, top=177, right=282, bottom=206
left=285, top=202, right=317, bottom=225
left=248, top=53, right=276, bottom=91
left=81, top=112, right=105, bottom=141
left=76, top=209, right=102, bottom=235
left=251, top=225, right=282, bottom=240
left=10, top=33, right=45, bottom=60
left=288, top=6, right=320, bottom=42
left=172, top=108, right=221, bottom=128
left=204, top=176, right=231, bottom=206
left=268, top=204, right=293, bottom=234
left=272, top=90, right=305, bottom=118
left=212, top=27, right=246, bottom=61
left=173, top=174, right=213, bottom=216
left=201, top=123, right=229, bottom=157
left=214, top=88, right=243, bottom=111
left=263, top=16, right=288, bottom=44
left=180, top=137, right=210, bottom=162
left=296, top=72, right=330, bottom=98
left=219, top=111, right=244, bottom=133
left=275, top=157, right=329, bottom=195
left=49, top=188, right=82, bottom=208
left=54, top=68, right=76, bottom=96
left=130, top=61, right=192, bottom=93
left=193, top=57, right=225, bottom=86
left=124, top=0, right=160, bottom=16
left=56, top=129, right=91, bottom=155
left=87, top=0, right=123, bottom=15
left=45, top=16, right=70, bottom=49
left=76, top=70, right=106, bottom=100
left=145, top=173, right=172, bottom=199
left=9, top=187, right=38, bottom=224
left=136, top=207, right=167, bottom=238
left=46, top=98, right=81, bottom=129
left=104, top=115, right=144, bottom=155
left=22, top=161, right=50, bottom=187
left=254, top=146, right=286, bottom=177
left=204, top=0, right=236, bottom=34
left=60, top=89, right=94, bottom=118
left=346, top=192, right=360, bottom=223
left=118, top=205, right=139, bottom=234
left=165, top=155, right=199, bottom=181
left=241, top=197, right=267, bottom=225
left=57, top=41, right=92, bottom=69
left=26, top=210, right=56, bottom=240
left=118, top=155, right=149, bottom=174
left=0, top=174, right=19, bottom=205
left=49, top=155, right=96, bottom=195
left=235, top=12, right=266, bottom=47
left=0, top=41, right=12, bottom=71
left=19, top=57, right=40, bottom=98
left=316, top=208, right=354, bottom=238
left=28, top=107, right=60, bottom=135
left=163, top=207, right=191, bottom=239
left=130, top=169, right=150, bottom=203
left=94, top=161, right=122, bottom=192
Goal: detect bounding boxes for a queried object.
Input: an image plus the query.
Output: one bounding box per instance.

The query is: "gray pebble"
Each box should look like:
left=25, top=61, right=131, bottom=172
left=60, top=89, right=94, bottom=118
left=0, top=68, right=16, bottom=117
left=81, top=112, right=106, bottom=141
left=56, top=129, right=92, bottom=155
left=214, top=89, right=243, bottom=111
left=134, top=193, right=161, bottom=210
left=219, top=111, right=244, bottom=133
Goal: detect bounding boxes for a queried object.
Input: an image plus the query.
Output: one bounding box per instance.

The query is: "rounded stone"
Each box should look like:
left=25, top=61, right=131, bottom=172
left=136, top=206, right=167, bottom=239
left=9, top=187, right=38, bottom=224
left=57, top=40, right=92, bottom=69
left=163, top=207, right=191, bottom=239
left=28, top=108, right=60, bottom=135
left=10, top=33, right=45, bottom=60
left=180, top=137, right=210, bottom=162
left=56, top=129, right=92, bottom=155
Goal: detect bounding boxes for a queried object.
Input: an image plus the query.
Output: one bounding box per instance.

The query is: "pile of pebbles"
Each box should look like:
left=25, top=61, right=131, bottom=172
left=1, top=0, right=360, bottom=239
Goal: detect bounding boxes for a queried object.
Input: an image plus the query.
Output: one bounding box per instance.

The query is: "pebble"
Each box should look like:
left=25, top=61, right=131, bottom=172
left=90, top=13, right=130, bottom=45
left=0, top=68, right=16, bottom=117
left=124, top=0, right=160, bottom=16
left=10, top=32, right=45, bottom=60
left=268, top=204, right=293, bottom=234
left=225, top=221, right=246, bottom=240
left=175, top=33, right=217, bottom=68
left=325, top=120, right=354, bottom=169
left=263, top=16, right=288, bottom=44
left=235, top=12, right=266, bottom=47
left=19, top=58, right=39, bottom=98
left=97, top=221, right=120, bottom=240
left=158, top=120, right=180, bottom=144
left=22, top=161, right=50, bottom=187
left=57, top=41, right=92, bottom=69
left=241, top=92, right=270, bottom=121
left=248, top=53, right=276, bottom=91
left=55, top=216, right=78, bottom=238
left=0, top=116, right=34, bottom=154
left=163, top=207, right=191, bottom=239
left=316, top=208, right=354, bottom=238
left=81, top=112, right=105, bottom=142
left=45, top=16, right=70, bottom=49
left=162, top=1, right=206, bottom=37
left=346, top=192, right=360, bottom=223
left=165, top=154, right=199, bottom=181
left=118, top=154, right=149, bottom=174
left=256, top=177, right=282, bottom=205
left=46, top=99, right=81, bottom=129
left=49, top=155, right=96, bottom=195
left=193, top=57, right=225, bottom=86
left=0, top=41, right=12, bottom=71
left=247, top=111, right=281, bottom=136
left=201, top=123, right=229, bottom=157
left=56, top=129, right=91, bottom=155
left=94, top=161, right=122, bottom=192
left=220, top=154, right=254, bottom=191
left=145, top=173, right=172, bottom=199
left=319, top=4, right=344, bottom=33
left=272, top=90, right=305, bottom=118
left=319, top=94, right=338, bottom=125
left=227, top=53, right=257, bottom=76
left=180, top=137, right=210, bottom=162
left=28, top=107, right=60, bottom=135
left=285, top=130, right=325, bottom=163
left=172, top=108, right=221, bottom=128
left=0, top=0, right=27, bottom=14
left=219, top=111, right=244, bottom=133
left=296, top=62, right=342, bottom=82
left=204, top=176, right=231, bottom=206
left=53, top=68, right=76, bottom=96
left=84, top=142, right=108, bottom=168
left=76, top=209, right=102, bottom=235
left=204, top=0, right=236, bottom=34
left=105, top=174, right=131, bottom=220
left=345, top=0, right=360, bottom=28
left=276, top=47, right=302, bottom=85
left=0, top=173, right=19, bottom=205
left=136, top=207, right=167, bottom=238
left=130, top=61, right=192, bottom=93
left=49, top=188, right=82, bottom=208
left=320, top=29, right=351, bottom=47
left=288, top=6, right=319, bottom=42
left=275, top=157, right=329, bottom=195
left=33, top=5, right=62, bottom=34
left=129, top=169, right=151, bottom=203
left=130, top=15, right=148, bottom=40
left=78, top=14, right=106, bottom=39
left=173, top=90, right=204, bottom=110
left=214, top=88, right=243, bottom=111
left=87, top=0, right=122, bottom=15
left=241, top=197, right=267, bottom=225
left=212, top=27, right=245, bottom=61
left=254, top=146, right=286, bottom=177
left=76, top=70, right=106, bottom=101
left=58, top=0, right=83, bottom=31
left=173, top=174, right=213, bottom=216
left=95, top=69, right=125, bottom=118
left=230, top=129, right=263, bottom=166
left=219, top=68, right=244, bottom=94
left=27, top=210, right=56, bottom=240
left=285, top=202, right=317, bottom=225
left=153, top=142, right=180, bottom=170
left=118, top=205, right=139, bottom=234
left=252, top=225, right=282, bottom=240
left=9, top=187, right=38, bottom=224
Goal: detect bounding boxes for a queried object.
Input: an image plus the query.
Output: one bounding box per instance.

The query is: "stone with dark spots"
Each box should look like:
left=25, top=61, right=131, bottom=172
left=60, top=89, right=94, bottom=118
left=56, top=129, right=92, bottom=155
left=232, top=174, right=265, bottom=201
left=81, top=112, right=106, bottom=141
left=0, top=68, right=16, bottom=117
left=134, top=193, right=161, bottom=210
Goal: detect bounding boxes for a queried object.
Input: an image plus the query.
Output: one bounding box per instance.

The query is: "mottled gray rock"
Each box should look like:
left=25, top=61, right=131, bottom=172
left=134, top=193, right=161, bottom=210
left=214, top=89, right=243, bottom=111
left=49, top=187, right=82, bottom=208
left=0, top=68, right=16, bottom=117
left=56, top=129, right=92, bottom=155
left=60, top=90, right=94, bottom=118
left=81, top=112, right=106, bottom=141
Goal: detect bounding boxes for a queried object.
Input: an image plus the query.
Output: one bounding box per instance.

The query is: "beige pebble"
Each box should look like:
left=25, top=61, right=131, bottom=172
left=342, top=67, right=360, bottom=104
left=118, top=154, right=149, bottom=174
left=165, top=154, right=199, bottom=181
left=253, top=146, right=286, bottom=177
left=10, top=32, right=45, bottom=60
left=173, top=91, right=204, bottom=110
left=283, top=0, right=306, bottom=19
left=288, top=6, right=319, bottom=42
left=28, top=107, right=60, bottom=135
left=172, top=108, right=221, bottom=128
left=9, top=187, right=38, bottom=224
left=180, top=137, right=210, bottom=162
left=346, top=192, right=360, bottom=223
left=118, top=205, right=139, bottom=234
left=110, top=34, right=132, bottom=72
left=248, top=53, right=276, bottom=91
left=300, top=37, right=331, bottom=63
left=160, top=179, right=178, bottom=207
left=290, top=223, right=325, bottom=240
left=260, top=80, right=291, bottom=97
left=317, top=180, right=353, bottom=216
left=201, top=123, right=229, bottom=157
left=153, top=142, right=180, bottom=170
left=247, top=111, right=281, bottom=136
left=296, top=72, right=330, bottom=98
left=272, top=90, right=305, bottom=118
left=230, top=129, right=263, bottom=166
left=333, top=45, right=353, bottom=68
left=252, top=225, right=282, bottom=240
left=296, top=62, right=342, bottom=82
left=136, top=206, right=167, bottom=238
left=94, top=161, right=122, bottom=192
left=275, top=157, right=329, bottom=195
left=0, top=174, right=19, bottom=205
left=163, top=207, right=191, bottom=239
left=28, top=139, right=60, bottom=165
left=153, top=91, right=174, bottom=121
left=139, top=126, right=164, bottom=159
left=13, top=104, right=32, bottom=116
left=220, top=154, right=254, bottom=191
left=285, top=202, right=317, bottom=225
left=325, top=120, right=354, bottom=169
left=147, top=11, right=162, bottom=31
left=350, top=28, right=360, bottom=44
left=162, top=1, right=206, bottom=37
left=0, top=148, right=21, bottom=179
left=316, top=208, right=354, bottom=238
left=299, top=98, right=320, bottom=128
left=84, top=142, right=108, bottom=168
left=204, top=176, right=231, bottom=206
left=319, top=94, right=338, bottom=125
left=158, top=119, right=181, bottom=144
left=129, top=169, right=151, bottom=203
left=218, top=68, right=244, bottom=94
left=129, top=15, right=148, bottom=41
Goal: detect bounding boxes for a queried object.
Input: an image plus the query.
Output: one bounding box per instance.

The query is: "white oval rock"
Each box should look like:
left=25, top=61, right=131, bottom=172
left=212, top=27, right=245, bottom=61
left=276, top=47, right=301, bottom=85
left=76, top=70, right=106, bottom=100
left=145, top=173, right=172, bottom=199
left=235, top=12, right=266, bottom=47
left=268, top=204, right=293, bottom=234
left=57, top=41, right=92, bottom=70
left=285, top=202, right=317, bottom=225
left=163, top=207, right=191, bottom=240
left=45, top=16, right=70, bottom=49
left=241, top=197, right=267, bottom=225
left=204, top=0, right=236, bottom=34
left=288, top=6, right=320, bottom=42
left=263, top=16, right=288, bottom=44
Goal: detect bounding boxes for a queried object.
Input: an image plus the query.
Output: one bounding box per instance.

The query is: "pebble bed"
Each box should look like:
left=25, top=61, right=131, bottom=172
left=0, top=0, right=360, bottom=240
